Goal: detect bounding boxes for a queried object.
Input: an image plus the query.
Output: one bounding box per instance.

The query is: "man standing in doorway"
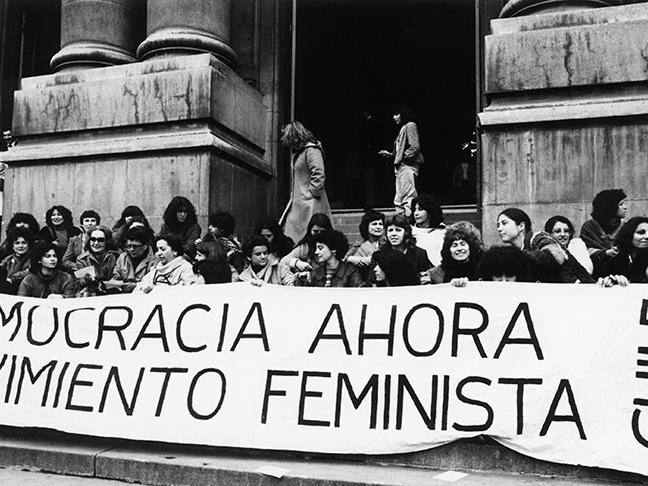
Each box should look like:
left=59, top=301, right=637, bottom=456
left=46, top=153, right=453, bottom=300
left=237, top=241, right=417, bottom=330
left=379, top=105, right=424, bottom=217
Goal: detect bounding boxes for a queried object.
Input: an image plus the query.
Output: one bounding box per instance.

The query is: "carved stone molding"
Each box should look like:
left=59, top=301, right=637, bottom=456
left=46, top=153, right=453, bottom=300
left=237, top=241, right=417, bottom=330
left=500, top=0, right=624, bottom=17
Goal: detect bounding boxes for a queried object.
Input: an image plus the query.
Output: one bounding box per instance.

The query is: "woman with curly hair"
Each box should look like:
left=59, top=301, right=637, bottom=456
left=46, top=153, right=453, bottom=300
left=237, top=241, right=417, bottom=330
left=596, top=216, right=648, bottom=284
left=0, top=212, right=40, bottom=260
left=580, top=189, right=628, bottom=269
left=18, top=241, right=76, bottom=298
left=0, top=227, right=34, bottom=293
left=253, top=217, right=294, bottom=259
left=160, top=196, right=201, bottom=254
left=279, top=121, right=332, bottom=243
left=429, top=222, right=483, bottom=286
left=303, top=230, right=363, bottom=287
left=112, top=205, right=149, bottom=244
left=38, top=205, right=81, bottom=256
left=281, top=213, right=333, bottom=274
left=383, top=214, right=432, bottom=284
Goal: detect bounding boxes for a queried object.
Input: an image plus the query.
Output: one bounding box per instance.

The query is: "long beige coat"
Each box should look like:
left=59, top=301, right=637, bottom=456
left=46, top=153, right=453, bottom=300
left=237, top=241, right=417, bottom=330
left=280, top=142, right=332, bottom=243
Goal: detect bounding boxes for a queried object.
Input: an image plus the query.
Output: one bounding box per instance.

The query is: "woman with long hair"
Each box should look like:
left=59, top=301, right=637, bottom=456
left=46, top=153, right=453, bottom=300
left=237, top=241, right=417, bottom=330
left=18, top=241, right=76, bottom=298
left=371, top=248, right=419, bottom=287
left=429, top=222, right=483, bottom=287
left=38, top=205, right=81, bottom=256
left=383, top=214, right=432, bottom=284
left=410, top=194, right=446, bottom=266
left=253, top=217, right=294, bottom=259
left=497, top=208, right=532, bottom=250
left=160, top=196, right=201, bottom=254
left=379, top=105, right=424, bottom=217
left=597, top=216, right=648, bottom=284
left=113, top=205, right=148, bottom=244
left=580, top=189, right=628, bottom=270
left=279, top=121, right=332, bottom=243
left=281, top=213, right=333, bottom=275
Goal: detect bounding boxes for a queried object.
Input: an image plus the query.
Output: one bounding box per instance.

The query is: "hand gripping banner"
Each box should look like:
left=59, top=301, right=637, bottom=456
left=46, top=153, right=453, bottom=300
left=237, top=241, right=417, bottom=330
left=0, top=282, right=647, bottom=476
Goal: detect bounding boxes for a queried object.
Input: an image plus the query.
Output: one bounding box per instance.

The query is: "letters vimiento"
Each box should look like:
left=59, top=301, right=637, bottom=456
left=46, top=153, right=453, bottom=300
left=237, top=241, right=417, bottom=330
left=0, top=295, right=591, bottom=442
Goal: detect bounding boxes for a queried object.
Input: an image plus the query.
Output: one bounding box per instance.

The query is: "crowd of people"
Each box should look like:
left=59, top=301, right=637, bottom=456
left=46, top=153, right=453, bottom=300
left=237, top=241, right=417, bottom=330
left=0, top=187, right=641, bottom=299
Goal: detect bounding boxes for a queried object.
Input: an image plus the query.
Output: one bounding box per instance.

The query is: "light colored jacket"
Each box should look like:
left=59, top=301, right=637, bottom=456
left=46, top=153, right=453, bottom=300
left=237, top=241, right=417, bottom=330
left=239, top=257, right=294, bottom=286
left=135, top=256, right=196, bottom=291
left=394, top=122, right=424, bottom=167
left=112, top=247, right=158, bottom=283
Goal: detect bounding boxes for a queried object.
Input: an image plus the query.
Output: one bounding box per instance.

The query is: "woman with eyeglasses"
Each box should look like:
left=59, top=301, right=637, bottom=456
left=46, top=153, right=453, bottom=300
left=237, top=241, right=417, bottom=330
left=74, top=226, right=119, bottom=296
left=105, top=226, right=158, bottom=293
left=135, top=234, right=197, bottom=293
left=18, top=242, right=76, bottom=298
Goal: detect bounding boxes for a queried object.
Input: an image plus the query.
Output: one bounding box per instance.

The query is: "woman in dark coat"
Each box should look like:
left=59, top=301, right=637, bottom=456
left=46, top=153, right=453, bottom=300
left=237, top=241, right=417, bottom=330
left=160, top=196, right=201, bottom=255
left=597, top=216, right=648, bottom=284
left=429, top=221, right=483, bottom=287
left=253, top=217, right=294, bottom=259
left=305, top=230, right=363, bottom=288
left=18, top=242, right=76, bottom=298
left=279, top=121, right=332, bottom=243
left=383, top=214, right=432, bottom=284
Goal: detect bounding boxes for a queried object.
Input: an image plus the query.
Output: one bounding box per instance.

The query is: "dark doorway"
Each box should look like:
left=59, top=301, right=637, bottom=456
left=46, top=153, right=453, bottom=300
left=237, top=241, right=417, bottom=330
left=295, top=0, right=477, bottom=209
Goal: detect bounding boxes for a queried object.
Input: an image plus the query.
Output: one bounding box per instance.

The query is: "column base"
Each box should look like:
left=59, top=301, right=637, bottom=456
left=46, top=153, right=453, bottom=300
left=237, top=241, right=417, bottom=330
left=50, top=42, right=137, bottom=72
left=500, top=0, right=622, bottom=17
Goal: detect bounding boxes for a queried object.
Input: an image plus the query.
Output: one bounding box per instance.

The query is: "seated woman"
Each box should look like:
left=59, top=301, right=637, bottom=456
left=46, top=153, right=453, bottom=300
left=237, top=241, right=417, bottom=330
left=580, top=189, right=628, bottom=274
left=281, top=213, right=333, bottom=273
left=0, top=227, right=33, bottom=293
left=597, top=216, right=648, bottom=285
left=135, top=234, right=196, bottom=293
left=195, top=240, right=237, bottom=282
left=18, top=242, right=76, bottom=298
left=253, top=217, right=294, bottom=259
left=410, top=194, right=446, bottom=267
left=193, top=260, right=232, bottom=284
left=160, top=196, right=201, bottom=256
left=303, top=230, right=363, bottom=287
left=112, top=205, right=148, bottom=244
left=202, top=211, right=246, bottom=273
left=371, top=247, right=419, bottom=287
left=106, top=226, right=158, bottom=293
left=528, top=232, right=594, bottom=283
left=544, top=215, right=593, bottom=275
left=383, top=214, right=432, bottom=284
left=63, top=209, right=101, bottom=272
left=0, top=212, right=39, bottom=260
left=344, top=210, right=384, bottom=284
left=38, top=205, right=81, bottom=257
left=429, top=221, right=483, bottom=287
left=75, top=226, right=120, bottom=296
left=478, top=246, right=529, bottom=282
left=240, top=236, right=294, bottom=286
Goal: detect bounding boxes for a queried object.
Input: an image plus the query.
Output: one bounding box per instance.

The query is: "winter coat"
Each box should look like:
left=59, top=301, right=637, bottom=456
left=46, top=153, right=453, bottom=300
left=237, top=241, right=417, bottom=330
left=75, top=250, right=120, bottom=281
left=112, top=247, right=158, bottom=284
left=62, top=233, right=88, bottom=271
left=307, top=261, right=364, bottom=288
left=159, top=222, right=201, bottom=254
left=239, top=257, right=294, bottom=286
left=18, top=270, right=76, bottom=298
left=280, top=142, right=332, bottom=243
left=0, top=252, right=30, bottom=286
left=135, top=256, right=197, bottom=291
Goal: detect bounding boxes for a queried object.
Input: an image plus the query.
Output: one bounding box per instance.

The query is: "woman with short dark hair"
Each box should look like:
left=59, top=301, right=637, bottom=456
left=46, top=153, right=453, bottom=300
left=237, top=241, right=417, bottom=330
left=240, top=236, right=293, bottom=286
left=544, top=215, right=593, bottom=275
left=410, top=194, right=446, bottom=267
left=304, top=230, right=363, bottom=287
left=18, top=242, right=76, bottom=298
left=344, top=210, right=384, bottom=283
left=383, top=214, right=432, bottom=284
left=135, top=234, right=196, bottom=293
left=107, top=226, right=158, bottom=293
left=253, top=217, right=294, bottom=259
left=75, top=226, right=119, bottom=296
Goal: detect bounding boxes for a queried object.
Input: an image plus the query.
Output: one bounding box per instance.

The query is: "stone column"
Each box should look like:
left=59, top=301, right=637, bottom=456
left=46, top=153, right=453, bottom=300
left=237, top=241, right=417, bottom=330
left=50, top=0, right=142, bottom=72
left=137, top=0, right=237, bottom=67
left=500, top=0, right=622, bottom=17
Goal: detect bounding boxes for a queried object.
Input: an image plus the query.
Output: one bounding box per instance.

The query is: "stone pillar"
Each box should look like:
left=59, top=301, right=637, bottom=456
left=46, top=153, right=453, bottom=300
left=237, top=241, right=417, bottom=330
left=137, top=0, right=237, bottom=67
left=500, top=0, right=622, bottom=17
left=50, top=0, right=143, bottom=72
left=478, top=2, right=648, bottom=244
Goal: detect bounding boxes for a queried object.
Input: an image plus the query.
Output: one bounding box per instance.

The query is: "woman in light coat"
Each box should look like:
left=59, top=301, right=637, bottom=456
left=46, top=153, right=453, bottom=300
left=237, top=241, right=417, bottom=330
left=279, top=121, right=332, bottom=243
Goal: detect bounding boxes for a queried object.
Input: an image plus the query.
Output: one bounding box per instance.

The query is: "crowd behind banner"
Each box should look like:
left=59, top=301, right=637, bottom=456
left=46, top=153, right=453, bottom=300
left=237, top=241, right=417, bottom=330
left=0, top=185, right=643, bottom=299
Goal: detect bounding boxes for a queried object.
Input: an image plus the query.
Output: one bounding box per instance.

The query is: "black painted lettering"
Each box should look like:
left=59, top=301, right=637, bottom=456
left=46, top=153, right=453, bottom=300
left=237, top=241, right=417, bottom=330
left=452, top=303, right=488, bottom=358
left=27, top=306, right=59, bottom=346
left=0, top=302, right=23, bottom=340
left=498, top=377, right=543, bottom=434
left=308, top=304, right=351, bottom=355
left=150, top=367, right=189, bottom=416
left=65, top=363, right=103, bottom=412
left=334, top=373, right=379, bottom=428
left=396, top=374, right=437, bottom=430
left=632, top=406, right=648, bottom=447
left=298, top=371, right=331, bottom=427
left=640, top=299, right=648, bottom=326
left=540, top=379, right=586, bottom=440
left=176, top=304, right=209, bottom=353
left=452, top=376, right=493, bottom=432
left=95, top=306, right=133, bottom=350
left=131, top=305, right=169, bottom=352
left=358, top=304, right=396, bottom=356
left=98, top=366, right=145, bottom=415
left=64, top=308, right=94, bottom=348
left=216, top=303, right=229, bottom=352
left=494, top=303, right=543, bottom=360
left=261, top=369, right=299, bottom=424
left=187, top=368, right=226, bottom=420
left=230, top=303, right=269, bottom=352
left=4, top=355, right=16, bottom=403
left=14, top=357, right=57, bottom=406
left=402, top=304, right=444, bottom=357
left=52, top=361, right=70, bottom=408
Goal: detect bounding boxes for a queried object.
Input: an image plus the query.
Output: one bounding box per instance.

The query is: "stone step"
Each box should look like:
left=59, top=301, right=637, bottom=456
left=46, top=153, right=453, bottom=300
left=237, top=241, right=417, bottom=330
left=0, top=427, right=644, bottom=486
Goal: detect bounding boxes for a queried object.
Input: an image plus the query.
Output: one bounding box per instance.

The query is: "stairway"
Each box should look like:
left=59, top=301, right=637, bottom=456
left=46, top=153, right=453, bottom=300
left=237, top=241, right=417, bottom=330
left=332, top=205, right=481, bottom=244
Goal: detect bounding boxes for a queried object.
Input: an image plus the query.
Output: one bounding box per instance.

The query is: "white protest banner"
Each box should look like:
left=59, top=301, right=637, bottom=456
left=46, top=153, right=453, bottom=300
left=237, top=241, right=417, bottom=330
left=0, top=282, right=647, bottom=476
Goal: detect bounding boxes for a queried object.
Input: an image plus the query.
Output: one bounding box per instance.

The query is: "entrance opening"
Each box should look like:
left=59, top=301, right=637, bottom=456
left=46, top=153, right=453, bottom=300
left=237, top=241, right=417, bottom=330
left=295, top=0, right=477, bottom=210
